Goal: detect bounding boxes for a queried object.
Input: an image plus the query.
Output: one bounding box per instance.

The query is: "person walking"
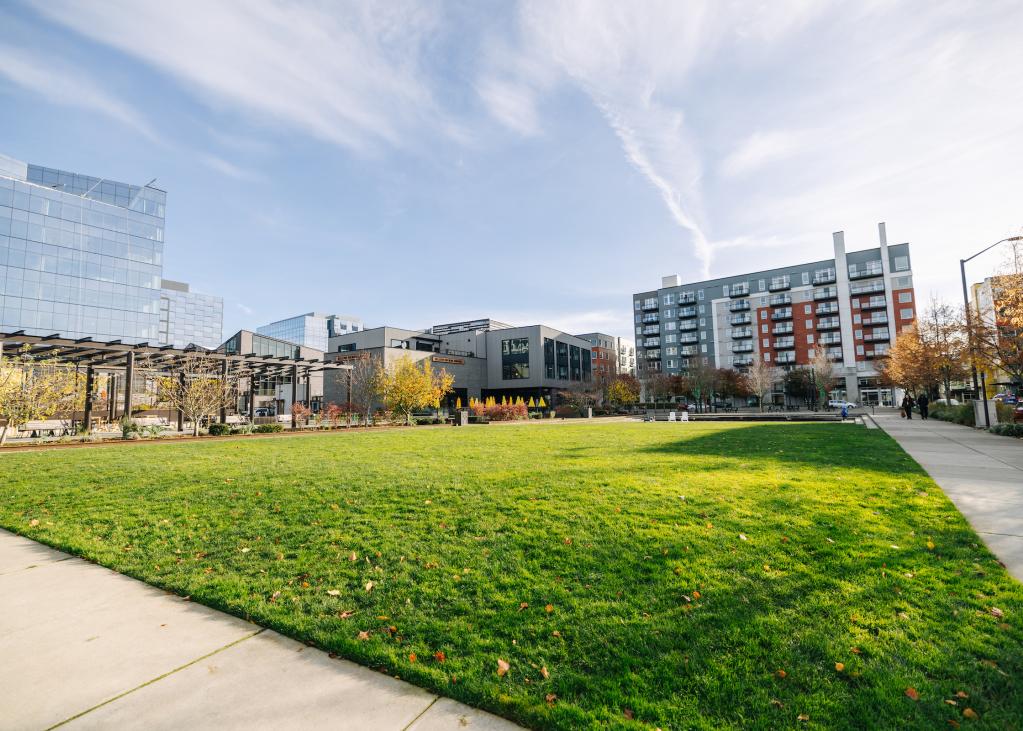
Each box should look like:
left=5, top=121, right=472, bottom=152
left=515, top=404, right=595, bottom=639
left=916, top=393, right=930, bottom=420
left=902, top=394, right=914, bottom=420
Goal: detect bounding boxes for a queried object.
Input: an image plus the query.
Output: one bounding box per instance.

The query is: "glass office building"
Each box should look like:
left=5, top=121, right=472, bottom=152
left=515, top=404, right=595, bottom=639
left=159, top=279, right=224, bottom=349
left=257, top=312, right=362, bottom=351
left=0, top=154, right=166, bottom=342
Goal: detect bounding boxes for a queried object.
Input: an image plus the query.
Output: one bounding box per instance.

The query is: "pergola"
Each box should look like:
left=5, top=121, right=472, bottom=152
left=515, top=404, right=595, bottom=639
left=0, top=331, right=351, bottom=430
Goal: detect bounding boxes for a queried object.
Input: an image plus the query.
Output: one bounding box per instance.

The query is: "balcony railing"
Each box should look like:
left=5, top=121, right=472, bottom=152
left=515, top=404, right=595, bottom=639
left=850, top=281, right=885, bottom=295
left=643, top=338, right=661, bottom=348
left=732, top=356, right=753, bottom=367
left=772, top=323, right=793, bottom=335
left=814, top=287, right=839, bottom=300
left=678, top=306, right=697, bottom=318
left=815, top=302, right=839, bottom=316
left=769, top=294, right=792, bottom=306
left=641, top=325, right=659, bottom=335
left=641, top=301, right=659, bottom=311
left=771, top=308, right=793, bottom=320
left=680, top=346, right=699, bottom=356
left=862, top=314, right=888, bottom=325
left=862, top=297, right=887, bottom=310
left=775, top=352, right=797, bottom=364
left=865, top=330, right=890, bottom=342
left=813, top=269, right=837, bottom=285
left=849, top=261, right=884, bottom=280
left=679, top=292, right=696, bottom=305
left=773, top=337, right=795, bottom=349
left=728, top=300, right=751, bottom=312
left=679, top=322, right=697, bottom=331
left=769, top=276, right=791, bottom=292
left=731, top=342, right=754, bottom=353
left=819, top=334, right=841, bottom=345
left=865, top=347, right=889, bottom=359
left=645, top=350, right=661, bottom=360
left=729, top=313, right=752, bottom=325
left=679, top=334, right=699, bottom=344
left=817, top=317, right=841, bottom=330
left=729, top=283, right=750, bottom=298
left=641, top=313, right=660, bottom=323
left=827, top=348, right=843, bottom=361
left=731, top=327, right=753, bottom=339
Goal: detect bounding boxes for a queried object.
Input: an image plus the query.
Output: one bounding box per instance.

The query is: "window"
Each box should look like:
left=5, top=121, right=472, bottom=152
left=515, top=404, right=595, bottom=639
left=582, top=349, right=592, bottom=382
left=804, top=304, right=811, bottom=314
left=501, top=338, right=529, bottom=379
left=802, top=272, right=810, bottom=285
left=898, top=291, right=913, bottom=303
left=663, top=293, right=674, bottom=305
left=722, top=284, right=729, bottom=297
left=894, top=255, right=909, bottom=271
left=665, top=321, right=676, bottom=330
left=544, top=337, right=555, bottom=378
left=807, top=334, right=815, bottom=344
left=761, top=310, right=768, bottom=320
left=701, top=344, right=707, bottom=353
left=764, top=353, right=771, bottom=362
left=900, top=308, right=914, bottom=319
left=763, top=338, right=770, bottom=348
left=666, top=346, right=677, bottom=355
left=853, top=313, right=861, bottom=324
left=570, top=345, right=582, bottom=380
left=856, top=345, right=865, bottom=355
left=634, top=300, right=641, bottom=310
left=698, top=289, right=704, bottom=300
left=699, top=318, right=705, bottom=326
left=805, top=319, right=813, bottom=329
left=698, top=305, right=705, bottom=314
left=855, top=330, right=863, bottom=340
left=556, top=341, right=569, bottom=379
left=761, top=324, right=768, bottom=333
left=895, top=276, right=912, bottom=288
left=665, top=333, right=677, bottom=343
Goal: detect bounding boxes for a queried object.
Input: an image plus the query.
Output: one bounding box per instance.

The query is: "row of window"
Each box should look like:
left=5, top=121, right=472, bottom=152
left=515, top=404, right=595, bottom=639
left=501, top=337, right=593, bottom=382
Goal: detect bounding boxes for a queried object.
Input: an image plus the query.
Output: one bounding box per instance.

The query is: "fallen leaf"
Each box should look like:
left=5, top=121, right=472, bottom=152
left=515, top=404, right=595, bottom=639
left=956, top=691, right=968, bottom=699
left=519, top=602, right=529, bottom=611
left=945, top=699, right=958, bottom=706
left=545, top=693, right=557, bottom=706
left=497, top=658, right=510, bottom=677
left=962, top=708, right=978, bottom=719
left=776, top=669, right=787, bottom=679
left=739, top=533, right=748, bottom=541
left=770, top=699, right=784, bottom=708
left=424, top=499, right=432, bottom=504
left=905, top=687, right=920, bottom=701
left=326, top=589, right=341, bottom=596
left=826, top=537, right=835, bottom=544
left=835, top=662, right=845, bottom=672
left=948, top=721, right=960, bottom=729
left=552, top=630, right=562, bottom=638
left=241, top=547, right=250, bottom=553
left=540, top=665, right=550, bottom=679
left=989, top=607, right=1004, bottom=618
left=434, top=651, right=446, bottom=663
left=682, top=595, right=692, bottom=603
left=693, top=590, right=701, bottom=599
left=348, top=551, right=357, bottom=562
left=797, top=714, right=809, bottom=722
left=301, top=581, right=310, bottom=588
left=28, top=519, right=39, bottom=527
left=338, top=610, right=355, bottom=619
left=408, top=653, right=416, bottom=663
left=851, top=647, right=862, bottom=655
left=357, top=631, right=370, bottom=641
left=365, top=581, right=374, bottom=592
left=623, top=708, right=634, bottom=720
left=545, top=604, right=554, bottom=613
left=927, top=540, right=935, bottom=550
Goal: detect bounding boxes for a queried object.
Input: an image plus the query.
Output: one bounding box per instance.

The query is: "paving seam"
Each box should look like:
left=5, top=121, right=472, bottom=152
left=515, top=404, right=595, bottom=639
left=0, top=556, right=74, bottom=577
left=400, top=697, right=440, bottom=731
left=45, top=628, right=266, bottom=730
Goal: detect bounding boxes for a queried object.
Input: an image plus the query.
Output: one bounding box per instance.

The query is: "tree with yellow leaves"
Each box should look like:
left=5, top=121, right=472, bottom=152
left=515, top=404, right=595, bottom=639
left=0, top=346, right=84, bottom=444
left=374, top=355, right=454, bottom=425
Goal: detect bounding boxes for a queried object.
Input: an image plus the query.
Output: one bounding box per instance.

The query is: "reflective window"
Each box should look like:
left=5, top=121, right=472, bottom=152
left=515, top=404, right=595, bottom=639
left=501, top=337, right=529, bottom=379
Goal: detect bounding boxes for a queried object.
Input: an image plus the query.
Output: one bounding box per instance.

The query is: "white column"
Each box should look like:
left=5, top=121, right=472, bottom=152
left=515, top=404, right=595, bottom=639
left=878, top=222, right=899, bottom=351
left=833, top=231, right=859, bottom=402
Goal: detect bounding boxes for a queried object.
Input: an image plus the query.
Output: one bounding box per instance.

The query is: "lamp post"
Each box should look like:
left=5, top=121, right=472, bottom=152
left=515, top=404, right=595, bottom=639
left=960, top=236, right=1023, bottom=428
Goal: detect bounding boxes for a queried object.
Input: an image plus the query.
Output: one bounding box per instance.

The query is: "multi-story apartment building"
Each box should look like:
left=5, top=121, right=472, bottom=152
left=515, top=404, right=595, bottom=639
left=577, top=333, right=636, bottom=379
left=325, top=318, right=594, bottom=407
left=0, top=152, right=222, bottom=346
left=256, top=312, right=363, bottom=351
left=971, top=275, right=1021, bottom=392
left=632, top=223, right=916, bottom=405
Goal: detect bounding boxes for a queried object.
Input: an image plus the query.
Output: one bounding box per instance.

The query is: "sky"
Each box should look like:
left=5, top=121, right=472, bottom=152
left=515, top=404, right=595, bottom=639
left=2, top=0, right=1022, bottom=341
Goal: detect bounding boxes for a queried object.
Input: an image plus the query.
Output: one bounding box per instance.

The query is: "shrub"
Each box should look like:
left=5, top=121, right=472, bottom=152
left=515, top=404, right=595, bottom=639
left=554, top=405, right=579, bottom=419
left=990, top=423, right=1023, bottom=438
left=119, top=416, right=140, bottom=440
left=254, top=423, right=284, bottom=433
left=231, top=422, right=253, bottom=435
left=471, top=402, right=528, bottom=421
left=929, top=403, right=974, bottom=426
left=207, top=422, right=231, bottom=436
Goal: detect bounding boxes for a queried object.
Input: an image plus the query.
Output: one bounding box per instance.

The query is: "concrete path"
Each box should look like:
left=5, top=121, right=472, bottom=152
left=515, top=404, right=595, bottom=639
left=0, top=530, right=524, bottom=731
left=872, top=410, right=1023, bottom=581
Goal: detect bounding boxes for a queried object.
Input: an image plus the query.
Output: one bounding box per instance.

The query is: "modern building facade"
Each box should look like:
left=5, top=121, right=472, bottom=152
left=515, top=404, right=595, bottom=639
left=576, top=333, right=635, bottom=379
left=159, top=279, right=223, bottom=349
left=632, top=223, right=916, bottom=405
left=219, top=329, right=328, bottom=415
left=256, top=312, right=363, bottom=351
left=0, top=152, right=222, bottom=347
left=971, top=275, right=1021, bottom=392
left=324, top=318, right=594, bottom=407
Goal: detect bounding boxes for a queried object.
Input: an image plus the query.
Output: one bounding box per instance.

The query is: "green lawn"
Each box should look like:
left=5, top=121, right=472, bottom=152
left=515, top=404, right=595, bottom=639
left=2, top=422, right=1021, bottom=729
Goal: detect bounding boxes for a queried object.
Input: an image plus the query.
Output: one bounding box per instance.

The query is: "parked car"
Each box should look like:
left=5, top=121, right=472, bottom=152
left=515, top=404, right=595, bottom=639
left=828, top=399, right=857, bottom=409
left=1015, top=405, right=1023, bottom=423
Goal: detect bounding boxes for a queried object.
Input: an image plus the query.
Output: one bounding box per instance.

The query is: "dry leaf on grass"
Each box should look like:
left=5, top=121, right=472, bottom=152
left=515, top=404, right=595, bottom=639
left=364, top=581, right=374, bottom=592
left=540, top=666, right=550, bottom=679
left=326, top=589, right=341, bottom=596
left=905, top=687, right=920, bottom=701
left=357, top=631, right=370, bottom=641
left=776, top=669, right=787, bottom=679
left=545, top=604, right=554, bottom=613
left=989, top=607, right=1004, bottom=618
left=545, top=693, right=557, bottom=705
left=434, top=651, right=446, bottom=662
left=497, top=658, right=510, bottom=677
left=962, top=708, right=978, bottom=719
left=835, top=662, right=845, bottom=672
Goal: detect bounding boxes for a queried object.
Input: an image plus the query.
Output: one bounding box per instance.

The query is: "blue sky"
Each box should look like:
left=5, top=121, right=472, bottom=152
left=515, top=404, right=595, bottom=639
left=2, top=1, right=1022, bottom=340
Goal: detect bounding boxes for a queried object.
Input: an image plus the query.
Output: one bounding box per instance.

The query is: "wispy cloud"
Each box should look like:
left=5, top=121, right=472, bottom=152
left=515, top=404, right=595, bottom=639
left=28, top=0, right=451, bottom=156
left=720, top=131, right=800, bottom=179
left=197, top=154, right=266, bottom=183
left=0, top=42, right=158, bottom=141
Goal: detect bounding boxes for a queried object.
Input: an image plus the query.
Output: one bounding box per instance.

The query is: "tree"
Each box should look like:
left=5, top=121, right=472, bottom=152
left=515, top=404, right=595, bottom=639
left=155, top=353, right=237, bottom=437
left=374, top=355, right=454, bottom=425
left=809, top=344, right=836, bottom=406
left=0, top=347, right=83, bottom=445
left=783, top=367, right=814, bottom=407
left=341, top=355, right=382, bottom=427
left=746, top=357, right=779, bottom=412
left=643, top=373, right=673, bottom=403
left=605, top=374, right=641, bottom=408
left=918, top=298, right=969, bottom=399
left=715, top=368, right=750, bottom=404
left=685, top=359, right=718, bottom=412
left=878, top=326, right=939, bottom=396
left=969, top=251, right=1023, bottom=389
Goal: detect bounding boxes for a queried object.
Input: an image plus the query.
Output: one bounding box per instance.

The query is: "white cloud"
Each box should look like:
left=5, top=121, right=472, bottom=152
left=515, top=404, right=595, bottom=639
left=29, top=0, right=450, bottom=155
left=0, top=42, right=158, bottom=141
left=197, top=154, right=266, bottom=183
left=720, top=131, right=800, bottom=178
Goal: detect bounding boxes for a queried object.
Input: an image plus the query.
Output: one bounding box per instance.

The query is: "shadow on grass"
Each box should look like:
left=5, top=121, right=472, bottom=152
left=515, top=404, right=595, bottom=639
left=641, top=422, right=927, bottom=476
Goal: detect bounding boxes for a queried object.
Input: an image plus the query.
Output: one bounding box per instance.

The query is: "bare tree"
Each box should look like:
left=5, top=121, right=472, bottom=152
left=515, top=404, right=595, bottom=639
left=155, top=352, right=236, bottom=436
left=918, top=298, right=969, bottom=400
left=342, top=354, right=382, bottom=427
left=809, top=343, right=835, bottom=407
left=746, top=357, right=779, bottom=412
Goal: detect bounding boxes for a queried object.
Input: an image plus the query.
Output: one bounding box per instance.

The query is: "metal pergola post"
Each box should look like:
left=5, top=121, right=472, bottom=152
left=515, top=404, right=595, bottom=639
left=123, top=350, right=135, bottom=420
left=291, top=364, right=299, bottom=429
left=220, top=359, right=229, bottom=424
left=83, top=366, right=95, bottom=430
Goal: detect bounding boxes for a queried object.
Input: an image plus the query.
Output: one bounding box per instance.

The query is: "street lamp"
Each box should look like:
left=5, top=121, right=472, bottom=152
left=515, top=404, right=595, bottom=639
left=960, top=235, right=1023, bottom=428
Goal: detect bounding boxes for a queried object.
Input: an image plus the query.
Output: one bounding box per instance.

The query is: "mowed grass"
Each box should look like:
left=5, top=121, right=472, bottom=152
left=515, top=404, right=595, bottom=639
left=2, top=422, right=1022, bottom=729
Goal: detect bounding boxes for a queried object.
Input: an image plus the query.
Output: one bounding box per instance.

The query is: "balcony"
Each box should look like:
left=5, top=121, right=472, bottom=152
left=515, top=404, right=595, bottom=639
left=729, top=313, right=752, bottom=326
left=772, top=323, right=793, bottom=335
left=817, top=317, right=841, bottom=330
left=865, top=330, right=890, bottom=342
left=643, top=338, right=661, bottom=348
left=731, top=342, right=754, bottom=353
left=862, top=313, right=888, bottom=326
left=864, top=347, right=889, bottom=359
left=729, top=283, right=750, bottom=298
left=641, top=325, right=659, bottom=335
left=850, top=281, right=885, bottom=295
left=679, top=292, right=696, bottom=305
left=769, top=276, right=791, bottom=292
left=641, top=313, right=660, bottom=323
left=769, top=293, right=792, bottom=306
left=731, top=327, right=753, bottom=339
left=680, top=345, right=699, bottom=356
left=645, top=349, right=661, bottom=360
left=775, top=352, right=796, bottom=364
left=862, top=297, right=887, bottom=310
left=819, top=334, right=841, bottom=345
left=641, top=301, right=659, bottom=311
left=732, top=356, right=754, bottom=367
left=729, top=300, right=751, bottom=312
left=815, top=302, right=839, bottom=316
left=814, top=287, right=839, bottom=301
left=771, top=308, right=793, bottom=321
left=679, top=333, right=699, bottom=344
left=849, top=261, right=884, bottom=280
left=813, top=269, right=837, bottom=285
left=678, top=306, right=697, bottom=319
left=773, top=337, right=796, bottom=350
left=827, top=348, right=843, bottom=362
left=679, top=321, right=698, bottom=332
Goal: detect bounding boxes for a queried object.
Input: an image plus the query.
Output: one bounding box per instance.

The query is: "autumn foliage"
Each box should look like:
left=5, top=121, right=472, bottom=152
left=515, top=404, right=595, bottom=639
left=471, top=401, right=528, bottom=421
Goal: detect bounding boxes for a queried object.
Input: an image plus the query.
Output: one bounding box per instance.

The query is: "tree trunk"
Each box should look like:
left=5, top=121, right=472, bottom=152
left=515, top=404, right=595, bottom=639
left=193, top=419, right=201, bottom=437
left=0, top=423, right=8, bottom=446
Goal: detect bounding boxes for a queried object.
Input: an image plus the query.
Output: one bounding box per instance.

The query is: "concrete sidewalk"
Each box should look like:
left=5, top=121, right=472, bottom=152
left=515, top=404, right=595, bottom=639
left=0, top=530, right=523, bottom=731
left=872, top=410, right=1023, bottom=581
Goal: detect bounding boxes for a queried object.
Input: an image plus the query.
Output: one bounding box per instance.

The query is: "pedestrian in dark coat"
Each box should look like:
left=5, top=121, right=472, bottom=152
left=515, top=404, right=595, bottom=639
left=916, top=393, right=930, bottom=420
left=902, top=394, right=914, bottom=419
